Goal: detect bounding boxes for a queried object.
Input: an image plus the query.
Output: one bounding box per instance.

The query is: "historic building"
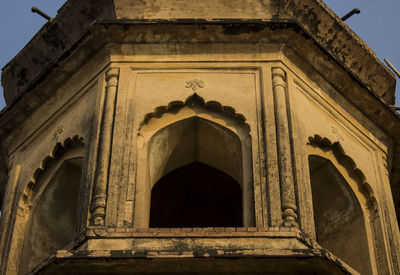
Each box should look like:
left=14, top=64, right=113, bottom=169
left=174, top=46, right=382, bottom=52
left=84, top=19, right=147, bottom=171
left=0, top=0, right=399, bottom=274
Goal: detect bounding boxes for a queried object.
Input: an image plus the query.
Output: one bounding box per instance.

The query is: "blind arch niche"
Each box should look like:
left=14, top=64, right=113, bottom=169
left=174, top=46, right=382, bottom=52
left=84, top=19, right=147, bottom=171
left=11, top=137, right=85, bottom=274
left=307, top=135, right=385, bottom=275
left=135, top=96, right=254, bottom=228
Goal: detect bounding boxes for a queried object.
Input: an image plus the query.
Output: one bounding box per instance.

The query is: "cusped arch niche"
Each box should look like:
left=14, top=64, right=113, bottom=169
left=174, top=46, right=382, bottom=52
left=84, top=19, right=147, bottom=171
left=11, top=136, right=85, bottom=274
left=307, top=135, right=385, bottom=275
left=134, top=94, right=255, bottom=228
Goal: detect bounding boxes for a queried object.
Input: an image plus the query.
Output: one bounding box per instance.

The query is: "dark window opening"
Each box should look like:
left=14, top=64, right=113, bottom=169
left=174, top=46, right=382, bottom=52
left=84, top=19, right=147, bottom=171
left=150, top=162, right=243, bottom=228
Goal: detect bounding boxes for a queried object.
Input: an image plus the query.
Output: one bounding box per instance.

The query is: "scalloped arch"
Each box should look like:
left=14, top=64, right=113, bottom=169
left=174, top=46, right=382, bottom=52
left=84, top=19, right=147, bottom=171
left=140, top=93, right=250, bottom=133
left=308, top=135, right=377, bottom=210
left=21, top=135, right=84, bottom=204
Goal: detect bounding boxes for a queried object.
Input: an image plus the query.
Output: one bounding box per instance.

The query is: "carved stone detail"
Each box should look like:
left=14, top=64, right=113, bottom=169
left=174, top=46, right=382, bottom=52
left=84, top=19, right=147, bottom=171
left=140, top=93, right=250, bottom=132
left=90, top=67, right=120, bottom=226
left=308, top=135, right=378, bottom=210
left=21, top=136, right=84, bottom=205
left=272, top=67, right=299, bottom=228
left=185, top=79, right=204, bottom=91
left=52, top=125, right=64, bottom=141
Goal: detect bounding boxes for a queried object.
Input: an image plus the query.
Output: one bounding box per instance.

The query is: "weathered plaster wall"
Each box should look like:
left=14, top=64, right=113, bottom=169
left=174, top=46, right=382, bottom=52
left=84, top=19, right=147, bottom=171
left=0, top=49, right=108, bottom=274
left=0, top=21, right=399, bottom=274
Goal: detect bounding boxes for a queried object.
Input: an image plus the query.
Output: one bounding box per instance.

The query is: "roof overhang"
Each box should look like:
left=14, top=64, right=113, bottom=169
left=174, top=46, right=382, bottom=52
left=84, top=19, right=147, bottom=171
left=1, top=0, right=396, bottom=105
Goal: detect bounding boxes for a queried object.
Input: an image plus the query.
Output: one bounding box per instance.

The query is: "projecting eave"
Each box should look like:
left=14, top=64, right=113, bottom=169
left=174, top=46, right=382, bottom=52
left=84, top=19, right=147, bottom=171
left=0, top=0, right=396, bottom=106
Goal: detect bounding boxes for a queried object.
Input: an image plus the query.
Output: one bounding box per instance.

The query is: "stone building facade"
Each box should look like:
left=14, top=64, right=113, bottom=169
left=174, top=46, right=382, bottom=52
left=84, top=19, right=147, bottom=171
left=0, top=0, right=399, bottom=274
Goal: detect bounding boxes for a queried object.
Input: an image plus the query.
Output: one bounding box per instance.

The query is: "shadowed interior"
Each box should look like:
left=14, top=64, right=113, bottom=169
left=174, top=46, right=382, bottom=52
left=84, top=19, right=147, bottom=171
left=309, top=155, right=372, bottom=275
left=20, top=158, right=82, bottom=273
left=150, top=162, right=243, bottom=228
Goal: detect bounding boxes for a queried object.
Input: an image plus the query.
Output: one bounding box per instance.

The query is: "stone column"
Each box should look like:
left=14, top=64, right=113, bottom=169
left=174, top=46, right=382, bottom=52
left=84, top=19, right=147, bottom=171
left=90, top=67, right=119, bottom=226
left=272, top=67, right=299, bottom=228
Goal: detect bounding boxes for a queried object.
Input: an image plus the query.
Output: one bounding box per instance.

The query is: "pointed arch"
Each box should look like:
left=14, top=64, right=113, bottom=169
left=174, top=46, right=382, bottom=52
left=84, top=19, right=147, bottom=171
left=8, top=136, right=85, bottom=274
left=140, top=93, right=250, bottom=133
left=308, top=135, right=377, bottom=210
left=134, top=95, right=255, bottom=228
left=21, top=135, right=84, bottom=205
left=307, top=135, right=383, bottom=274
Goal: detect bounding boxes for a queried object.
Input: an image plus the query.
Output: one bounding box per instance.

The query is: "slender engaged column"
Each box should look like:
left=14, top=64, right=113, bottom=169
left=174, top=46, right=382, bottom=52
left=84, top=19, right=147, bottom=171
left=272, top=67, right=299, bottom=228
left=90, top=67, right=119, bottom=226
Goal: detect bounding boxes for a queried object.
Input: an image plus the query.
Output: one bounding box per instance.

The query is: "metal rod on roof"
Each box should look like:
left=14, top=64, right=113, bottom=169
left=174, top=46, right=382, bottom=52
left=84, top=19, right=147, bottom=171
left=341, top=8, right=361, bottom=21
left=390, top=105, right=400, bottom=111
left=31, top=6, right=52, bottom=21
left=384, top=58, right=400, bottom=79
left=384, top=59, right=400, bottom=112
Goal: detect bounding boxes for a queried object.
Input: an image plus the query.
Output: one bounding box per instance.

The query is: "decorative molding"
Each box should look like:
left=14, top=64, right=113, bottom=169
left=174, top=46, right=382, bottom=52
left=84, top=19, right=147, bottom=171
left=185, top=79, right=204, bottom=91
left=140, top=93, right=250, bottom=133
left=330, top=126, right=344, bottom=142
left=51, top=125, right=64, bottom=141
left=86, top=227, right=107, bottom=237
left=21, top=136, right=84, bottom=205
left=90, top=67, right=120, bottom=226
left=272, top=67, right=299, bottom=228
left=308, top=134, right=378, bottom=211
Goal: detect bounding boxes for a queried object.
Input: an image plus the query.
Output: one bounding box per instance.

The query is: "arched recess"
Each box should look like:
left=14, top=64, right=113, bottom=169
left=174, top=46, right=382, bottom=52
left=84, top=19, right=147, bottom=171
left=307, top=135, right=385, bottom=275
left=134, top=94, right=254, bottom=228
left=7, top=136, right=85, bottom=274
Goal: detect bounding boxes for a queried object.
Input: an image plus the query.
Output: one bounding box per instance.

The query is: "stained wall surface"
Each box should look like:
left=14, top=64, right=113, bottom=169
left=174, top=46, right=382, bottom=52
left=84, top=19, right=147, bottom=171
left=0, top=2, right=399, bottom=273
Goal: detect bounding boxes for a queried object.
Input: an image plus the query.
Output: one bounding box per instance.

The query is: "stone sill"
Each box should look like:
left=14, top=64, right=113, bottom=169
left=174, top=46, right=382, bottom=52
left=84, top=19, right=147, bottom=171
left=87, top=226, right=302, bottom=238
left=28, top=228, right=358, bottom=275
left=30, top=248, right=358, bottom=275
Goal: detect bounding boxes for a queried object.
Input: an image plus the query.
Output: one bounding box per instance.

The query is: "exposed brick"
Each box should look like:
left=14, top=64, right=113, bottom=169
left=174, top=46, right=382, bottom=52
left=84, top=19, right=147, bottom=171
left=170, top=228, right=182, bottom=233
left=236, top=227, right=247, bottom=232
left=148, top=228, right=160, bottom=233
left=225, top=227, right=236, bottom=232
left=107, top=228, right=116, bottom=233
left=247, top=227, right=257, bottom=232
left=181, top=227, right=193, bottom=232
left=115, top=227, right=126, bottom=233
left=280, top=227, right=291, bottom=232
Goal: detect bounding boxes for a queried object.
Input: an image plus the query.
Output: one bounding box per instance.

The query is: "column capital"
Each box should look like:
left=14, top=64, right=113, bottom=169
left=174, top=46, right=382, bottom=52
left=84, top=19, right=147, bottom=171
left=272, top=67, right=286, bottom=80
left=105, top=67, right=119, bottom=81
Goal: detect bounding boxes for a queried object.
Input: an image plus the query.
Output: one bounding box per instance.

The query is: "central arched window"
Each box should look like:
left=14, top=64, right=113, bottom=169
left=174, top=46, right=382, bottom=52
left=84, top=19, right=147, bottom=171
left=135, top=103, right=254, bottom=228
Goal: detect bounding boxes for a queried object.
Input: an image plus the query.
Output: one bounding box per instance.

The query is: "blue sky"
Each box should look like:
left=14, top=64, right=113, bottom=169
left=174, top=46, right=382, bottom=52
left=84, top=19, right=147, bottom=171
left=0, top=0, right=399, bottom=109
